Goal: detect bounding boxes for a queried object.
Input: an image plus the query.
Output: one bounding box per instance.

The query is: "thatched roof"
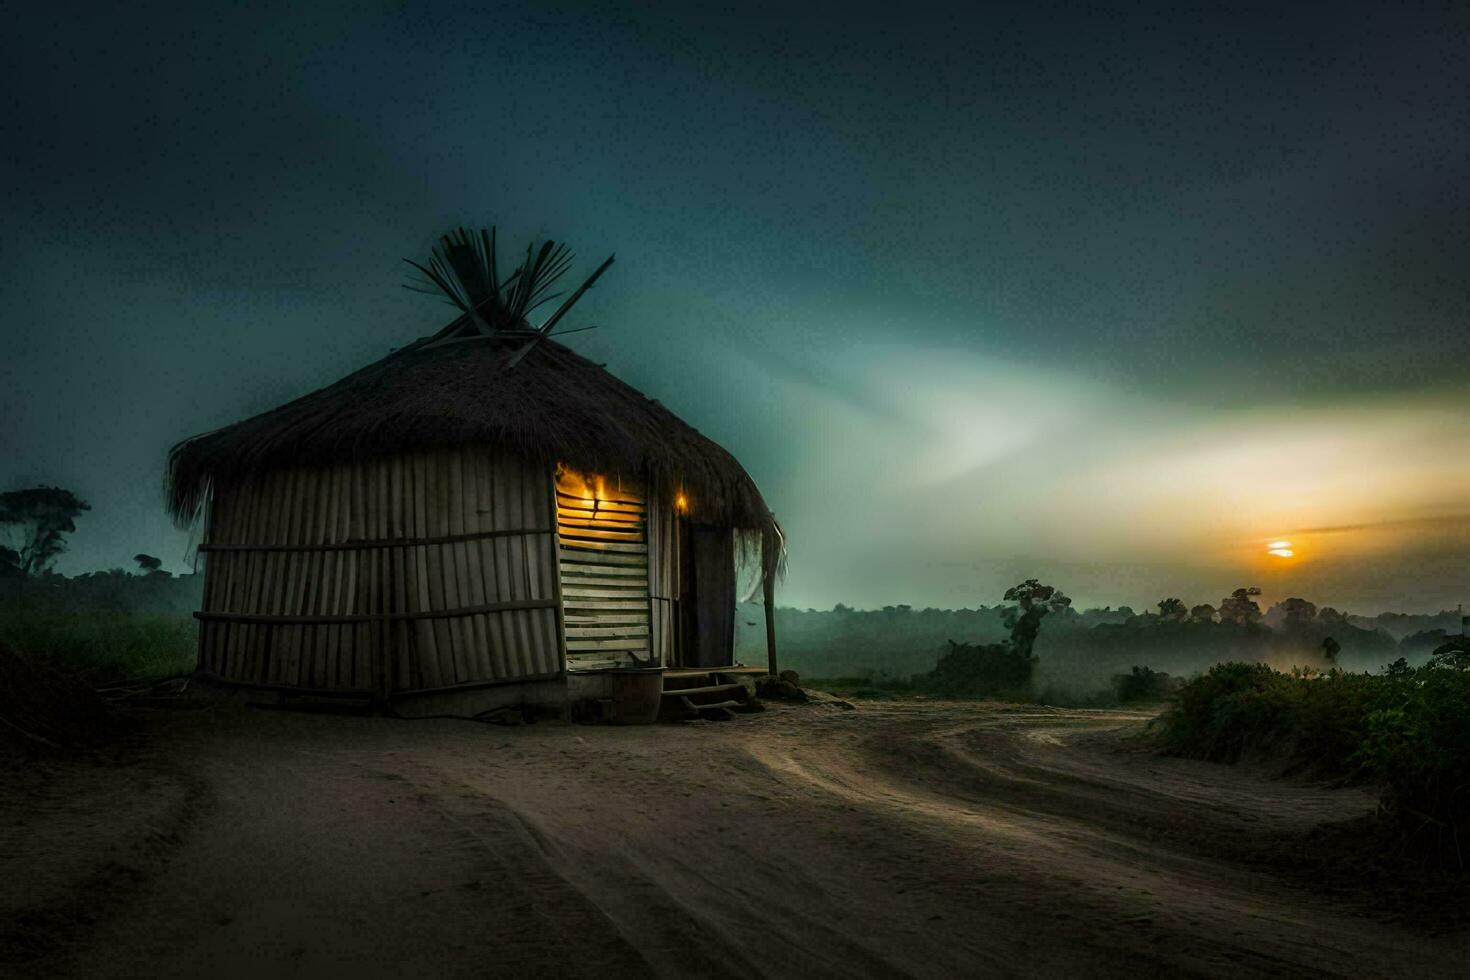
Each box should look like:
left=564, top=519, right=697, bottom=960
left=167, top=333, right=779, bottom=547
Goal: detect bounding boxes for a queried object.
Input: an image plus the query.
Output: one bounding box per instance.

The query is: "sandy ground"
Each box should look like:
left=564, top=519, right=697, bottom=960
left=3, top=697, right=1466, bottom=978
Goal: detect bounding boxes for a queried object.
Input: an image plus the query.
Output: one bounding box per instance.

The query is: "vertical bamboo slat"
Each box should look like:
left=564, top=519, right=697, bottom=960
left=445, top=449, right=469, bottom=682
left=266, top=471, right=288, bottom=681
left=308, top=465, right=331, bottom=688
left=349, top=460, right=367, bottom=691
left=410, top=452, right=439, bottom=688
left=493, top=459, right=526, bottom=677
left=371, top=459, right=389, bottom=696
left=427, top=451, right=449, bottom=682
left=283, top=467, right=307, bottom=688
left=199, top=491, right=220, bottom=676
left=468, top=451, right=493, bottom=681
left=208, top=487, right=230, bottom=678
left=337, top=464, right=360, bottom=687
left=229, top=485, right=251, bottom=676
left=240, top=477, right=265, bottom=681
left=459, top=451, right=489, bottom=682
left=388, top=455, right=409, bottom=691
left=256, top=470, right=282, bottom=684
left=525, top=464, right=554, bottom=669
left=322, top=464, right=342, bottom=687
left=223, top=481, right=243, bottom=681
left=362, top=459, right=382, bottom=694
left=208, top=487, right=231, bottom=674
left=240, top=475, right=266, bottom=681
left=201, top=488, right=224, bottom=675
left=475, top=452, right=508, bottom=679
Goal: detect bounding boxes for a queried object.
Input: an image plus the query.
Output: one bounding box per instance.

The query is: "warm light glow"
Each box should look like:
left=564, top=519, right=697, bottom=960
left=1268, top=540, right=1290, bottom=550
left=674, top=491, right=688, bottom=514
left=555, top=466, right=601, bottom=507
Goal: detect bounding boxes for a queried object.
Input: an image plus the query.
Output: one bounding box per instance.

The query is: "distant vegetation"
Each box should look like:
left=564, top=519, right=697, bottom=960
left=0, top=483, right=198, bottom=684
left=736, top=590, right=1456, bottom=698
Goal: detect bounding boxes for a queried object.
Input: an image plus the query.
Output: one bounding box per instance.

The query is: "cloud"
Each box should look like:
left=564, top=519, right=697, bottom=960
left=1281, top=514, right=1470, bottom=537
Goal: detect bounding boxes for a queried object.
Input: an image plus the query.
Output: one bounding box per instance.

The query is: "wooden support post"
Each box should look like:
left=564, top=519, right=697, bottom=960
left=763, top=572, right=778, bottom=677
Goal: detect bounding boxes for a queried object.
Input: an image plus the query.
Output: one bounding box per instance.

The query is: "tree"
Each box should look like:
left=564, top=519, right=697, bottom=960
left=0, top=487, right=90, bottom=575
left=1428, top=637, right=1470, bottom=671
left=1276, top=597, right=1318, bottom=629
left=1317, top=606, right=1349, bottom=629
left=1001, top=578, right=1072, bottom=657
left=1218, top=587, right=1263, bottom=625
left=1189, top=603, right=1217, bottom=624
left=134, top=553, right=164, bottom=574
left=1156, top=597, right=1188, bottom=622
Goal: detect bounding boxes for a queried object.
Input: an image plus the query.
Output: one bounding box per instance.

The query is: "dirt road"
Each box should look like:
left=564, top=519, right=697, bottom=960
left=4, top=699, right=1465, bottom=978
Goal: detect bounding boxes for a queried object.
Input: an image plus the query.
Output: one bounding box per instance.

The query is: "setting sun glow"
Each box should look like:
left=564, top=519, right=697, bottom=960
left=1267, top=540, right=1294, bottom=558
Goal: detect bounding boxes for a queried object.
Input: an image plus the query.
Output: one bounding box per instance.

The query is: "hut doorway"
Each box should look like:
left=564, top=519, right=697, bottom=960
left=554, top=469, right=652, bottom=670
left=679, top=524, right=735, bottom=668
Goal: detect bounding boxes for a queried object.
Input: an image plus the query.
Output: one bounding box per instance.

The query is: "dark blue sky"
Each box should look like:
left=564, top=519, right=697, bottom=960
left=4, top=2, right=1468, bottom=611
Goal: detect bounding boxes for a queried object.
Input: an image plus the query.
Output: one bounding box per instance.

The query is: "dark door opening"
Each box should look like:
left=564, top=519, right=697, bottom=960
left=679, top=524, right=734, bottom=668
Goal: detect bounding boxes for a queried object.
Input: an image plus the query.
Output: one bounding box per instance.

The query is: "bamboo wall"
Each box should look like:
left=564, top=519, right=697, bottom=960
left=197, top=447, right=563, bottom=695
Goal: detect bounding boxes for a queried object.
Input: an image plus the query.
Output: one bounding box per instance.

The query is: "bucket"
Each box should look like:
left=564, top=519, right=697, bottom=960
left=605, top=668, right=664, bottom=725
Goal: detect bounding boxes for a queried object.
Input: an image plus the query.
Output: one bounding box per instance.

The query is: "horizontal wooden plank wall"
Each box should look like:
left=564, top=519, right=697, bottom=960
left=198, top=448, right=561, bottom=695
left=555, top=469, right=651, bottom=671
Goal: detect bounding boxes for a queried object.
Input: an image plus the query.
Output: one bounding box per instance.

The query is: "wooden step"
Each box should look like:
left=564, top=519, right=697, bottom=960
left=673, top=696, right=740, bottom=721
left=662, top=666, right=768, bottom=682
left=660, top=682, right=746, bottom=700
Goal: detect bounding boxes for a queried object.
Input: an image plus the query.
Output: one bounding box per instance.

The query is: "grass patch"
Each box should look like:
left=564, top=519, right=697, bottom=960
left=802, top=674, right=922, bottom=699
left=0, top=603, right=196, bottom=685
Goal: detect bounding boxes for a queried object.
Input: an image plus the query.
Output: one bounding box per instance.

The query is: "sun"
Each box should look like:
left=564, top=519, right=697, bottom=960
left=1266, top=540, right=1294, bottom=558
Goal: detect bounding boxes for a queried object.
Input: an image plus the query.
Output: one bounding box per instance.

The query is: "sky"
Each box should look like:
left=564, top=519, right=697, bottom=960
left=3, top=1, right=1468, bottom=613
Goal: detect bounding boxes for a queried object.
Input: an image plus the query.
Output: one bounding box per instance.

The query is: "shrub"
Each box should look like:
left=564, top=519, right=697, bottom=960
left=1155, top=660, right=1470, bottom=870
left=924, top=640, right=1035, bottom=698
left=1353, top=666, right=1470, bottom=864
left=1111, top=665, right=1176, bottom=703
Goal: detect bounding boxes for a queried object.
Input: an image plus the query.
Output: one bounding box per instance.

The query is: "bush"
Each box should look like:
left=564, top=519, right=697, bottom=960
left=924, top=640, right=1035, bottom=698
left=1154, top=660, right=1470, bottom=870
left=1353, top=667, right=1470, bottom=863
left=1111, top=665, right=1177, bottom=703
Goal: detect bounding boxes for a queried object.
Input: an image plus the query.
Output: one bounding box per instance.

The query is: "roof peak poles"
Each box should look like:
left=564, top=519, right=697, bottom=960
left=404, top=226, right=614, bottom=365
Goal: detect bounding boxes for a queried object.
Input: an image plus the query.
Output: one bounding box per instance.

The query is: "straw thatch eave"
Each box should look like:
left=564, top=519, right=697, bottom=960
left=166, top=335, right=779, bottom=549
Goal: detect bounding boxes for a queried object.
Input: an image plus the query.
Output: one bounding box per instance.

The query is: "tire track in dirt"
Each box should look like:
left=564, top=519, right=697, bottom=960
left=1, top=748, right=212, bottom=975
left=740, top=703, right=1462, bottom=978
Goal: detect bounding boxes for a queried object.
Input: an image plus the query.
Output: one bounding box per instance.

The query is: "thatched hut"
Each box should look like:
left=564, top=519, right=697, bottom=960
left=168, top=229, right=781, bottom=718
